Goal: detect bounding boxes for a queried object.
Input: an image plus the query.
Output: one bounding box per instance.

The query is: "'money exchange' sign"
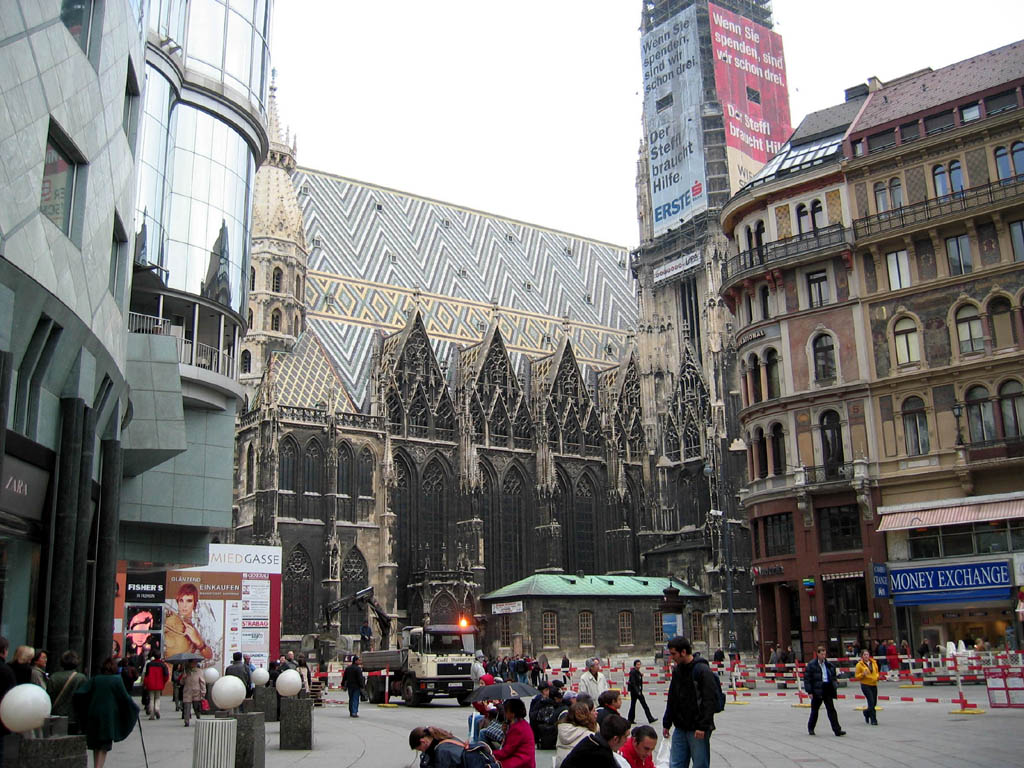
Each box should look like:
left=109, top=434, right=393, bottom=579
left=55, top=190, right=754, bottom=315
left=888, top=561, right=1011, bottom=606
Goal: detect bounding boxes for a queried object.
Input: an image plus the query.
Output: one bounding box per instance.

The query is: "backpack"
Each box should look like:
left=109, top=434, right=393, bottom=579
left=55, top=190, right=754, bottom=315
left=693, top=662, right=726, bottom=714
left=439, top=739, right=499, bottom=768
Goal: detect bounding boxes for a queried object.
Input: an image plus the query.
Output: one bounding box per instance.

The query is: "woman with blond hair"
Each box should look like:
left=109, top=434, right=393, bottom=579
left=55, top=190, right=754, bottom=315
left=9, top=645, right=33, bottom=684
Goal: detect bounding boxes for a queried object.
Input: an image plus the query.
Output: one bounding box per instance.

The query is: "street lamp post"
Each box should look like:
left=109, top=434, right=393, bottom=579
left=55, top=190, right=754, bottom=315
left=952, top=403, right=965, bottom=446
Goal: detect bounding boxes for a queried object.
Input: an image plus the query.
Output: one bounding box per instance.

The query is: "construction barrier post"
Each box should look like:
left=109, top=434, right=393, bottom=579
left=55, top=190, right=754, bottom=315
left=379, top=666, right=399, bottom=708
left=949, top=654, right=985, bottom=715
left=792, top=689, right=811, bottom=708
left=726, top=661, right=749, bottom=705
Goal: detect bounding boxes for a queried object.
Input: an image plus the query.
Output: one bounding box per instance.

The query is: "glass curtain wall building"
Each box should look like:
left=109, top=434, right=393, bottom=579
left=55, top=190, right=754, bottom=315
left=120, top=0, right=270, bottom=565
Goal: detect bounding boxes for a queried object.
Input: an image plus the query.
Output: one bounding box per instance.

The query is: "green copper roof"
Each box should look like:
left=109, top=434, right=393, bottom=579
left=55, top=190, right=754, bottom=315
left=481, top=574, right=705, bottom=601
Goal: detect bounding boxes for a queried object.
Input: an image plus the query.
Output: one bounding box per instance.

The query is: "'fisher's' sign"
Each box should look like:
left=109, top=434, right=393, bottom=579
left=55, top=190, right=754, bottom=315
left=889, top=562, right=1010, bottom=595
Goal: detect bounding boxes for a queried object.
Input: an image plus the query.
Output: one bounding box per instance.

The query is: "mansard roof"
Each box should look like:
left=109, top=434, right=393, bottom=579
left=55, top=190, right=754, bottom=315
left=253, top=329, right=355, bottom=411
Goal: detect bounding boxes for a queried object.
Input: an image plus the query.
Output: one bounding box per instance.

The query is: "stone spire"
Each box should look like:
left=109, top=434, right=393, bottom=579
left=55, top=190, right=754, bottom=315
left=251, top=71, right=305, bottom=247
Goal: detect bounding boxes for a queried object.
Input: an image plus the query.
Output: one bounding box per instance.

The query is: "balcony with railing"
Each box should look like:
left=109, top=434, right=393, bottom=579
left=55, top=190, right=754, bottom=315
left=722, top=223, right=851, bottom=287
left=803, top=462, right=855, bottom=484
left=128, top=311, right=171, bottom=335
left=853, top=174, right=1024, bottom=241
left=965, top=434, right=1024, bottom=463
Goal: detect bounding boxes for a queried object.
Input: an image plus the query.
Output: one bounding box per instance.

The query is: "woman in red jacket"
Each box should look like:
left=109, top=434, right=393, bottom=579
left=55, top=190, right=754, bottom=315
left=493, top=697, right=535, bottom=768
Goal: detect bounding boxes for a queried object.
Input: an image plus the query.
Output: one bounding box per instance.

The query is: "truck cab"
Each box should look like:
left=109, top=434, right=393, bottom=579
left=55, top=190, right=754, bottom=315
left=362, top=622, right=477, bottom=706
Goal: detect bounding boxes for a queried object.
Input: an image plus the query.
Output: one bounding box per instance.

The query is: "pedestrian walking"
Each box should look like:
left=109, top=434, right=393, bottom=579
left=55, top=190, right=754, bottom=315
left=342, top=656, right=364, bottom=718
left=30, top=648, right=49, bottom=689
left=471, top=651, right=486, bottom=689
left=48, top=651, right=88, bottom=733
left=225, top=651, right=253, bottom=699
left=579, top=658, right=609, bottom=699
left=627, top=659, right=657, bottom=724
left=561, top=654, right=571, bottom=683
left=181, top=660, right=206, bottom=727
left=853, top=648, right=879, bottom=726
left=296, top=655, right=311, bottom=697
left=72, top=657, right=139, bottom=768
left=803, top=645, right=845, bottom=737
left=662, top=637, right=717, bottom=768
left=9, top=645, right=34, bottom=684
left=142, top=650, right=170, bottom=719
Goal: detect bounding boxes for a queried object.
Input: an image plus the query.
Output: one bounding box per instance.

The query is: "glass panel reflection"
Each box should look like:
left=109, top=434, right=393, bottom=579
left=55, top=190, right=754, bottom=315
left=40, top=139, right=76, bottom=233
left=134, top=70, right=176, bottom=270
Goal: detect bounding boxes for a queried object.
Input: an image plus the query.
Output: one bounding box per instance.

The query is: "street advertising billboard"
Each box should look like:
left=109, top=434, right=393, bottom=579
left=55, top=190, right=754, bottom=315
left=708, top=3, right=792, bottom=193
left=641, top=5, right=706, bottom=237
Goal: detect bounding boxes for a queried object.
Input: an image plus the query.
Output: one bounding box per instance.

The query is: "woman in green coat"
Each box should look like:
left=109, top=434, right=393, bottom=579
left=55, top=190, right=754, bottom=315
left=73, top=657, right=140, bottom=768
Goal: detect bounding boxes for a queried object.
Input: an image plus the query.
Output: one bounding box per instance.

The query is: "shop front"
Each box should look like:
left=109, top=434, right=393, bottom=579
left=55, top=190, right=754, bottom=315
left=0, top=446, right=52, bottom=649
left=887, top=559, right=1017, bottom=651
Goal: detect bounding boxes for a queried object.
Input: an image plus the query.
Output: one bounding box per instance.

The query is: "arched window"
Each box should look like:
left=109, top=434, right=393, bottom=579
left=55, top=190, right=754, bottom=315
left=249, top=266, right=255, bottom=291
left=690, top=610, right=704, bottom=642
left=999, top=380, right=1024, bottom=438
left=995, top=146, right=1013, bottom=180
left=422, top=462, right=447, bottom=568
left=618, top=610, right=634, bottom=646
left=247, top=308, right=253, bottom=328
left=578, top=610, right=594, bottom=647
left=955, top=305, right=984, bottom=354
left=271, top=310, right=281, bottom=332
left=272, top=267, right=283, bottom=292
left=902, top=396, right=930, bottom=456
left=795, top=203, right=809, bottom=234
left=295, top=275, right=302, bottom=299
left=337, top=442, right=353, bottom=522
left=749, top=354, right=762, bottom=402
left=339, top=548, right=369, bottom=634
left=745, top=225, right=754, bottom=251
left=889, top=178, right=903, bottom=208
left=245, top=443, right=254, bottom=494
left=542, top=611, right=558, bottom=647
left=755, top=427, right=768, bottom=479
left=874, top=181, right=889, bottom=213
left=357, top=447, right=374, bottom=497
left=430, top=592, right=458, bottom=625
left=575, top=475, right=597, bottom=574
left=810, top=199, right=825, bottom=229
left=241, top=349, right=251, bottom=373
left=392, top=458, right=412, bottom=609
left=500, top=468, right=526, bottom=585
left=770, top=422, right=786, bottom=475
left=302, top=440, right=322, bottom=519
left=988, top=297, right=1014, bottom=349
left=765, top=349, right=780, bottom=399
left=894, top=317, right=920, bottom=364
left=820, top=410, right=845, bottom=477
left=279, top=438, right=296, bottom=517
left=759, top=285, right=771, bottom=320
left=1014, top=142, right=1024, bottom=178
left=933, top=164, right=949, bottom=198
left=949, top=160, right=964, bottom=196
left=813, top=334, right=836, bottom=382
left=966, top=386, right=995, bottom=443
left=283, top=545, right=312, bottom=635
left=754, top=220, right=766, bottom=261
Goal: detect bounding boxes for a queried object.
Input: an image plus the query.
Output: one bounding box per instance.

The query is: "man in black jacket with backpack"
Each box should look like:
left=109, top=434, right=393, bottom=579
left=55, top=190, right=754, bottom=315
left=662, top=637, right=717, bottom=768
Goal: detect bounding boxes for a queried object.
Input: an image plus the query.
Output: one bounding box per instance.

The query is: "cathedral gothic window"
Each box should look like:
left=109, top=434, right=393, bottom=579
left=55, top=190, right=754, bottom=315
left=245, top=443, right=254, bottom=494
left=278, top=438, right=297, bottom=517
left=499, top=468, right=526, bottom=586
left=575, top=475, right=597, bottom=573
left=337, top=442, right=353, bottom=522
left=339, top=548, right=369, bottom=633
left=392, top=458, right=412, bottom=610
left=271, top=310, right=281, bottom=332
left=283, top=545, right=313, bottom=635
left=272, top=267, right=283, bottom=293
left=302, top=440, right=323, bottom=520
left=357, top=447, right=374, bottom=497
left=421, top=462, right=448, bottom=568
left=241, top=350, right=251, bottom=374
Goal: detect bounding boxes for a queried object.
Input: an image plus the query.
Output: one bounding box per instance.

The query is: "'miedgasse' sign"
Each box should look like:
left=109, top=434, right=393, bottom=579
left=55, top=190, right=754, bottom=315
left=889, top=562, right=1010, bottom=593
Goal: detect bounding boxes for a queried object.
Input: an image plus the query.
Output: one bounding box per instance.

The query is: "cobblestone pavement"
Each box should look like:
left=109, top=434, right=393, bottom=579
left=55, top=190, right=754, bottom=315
left=104, top=683, right=1023, bottom=768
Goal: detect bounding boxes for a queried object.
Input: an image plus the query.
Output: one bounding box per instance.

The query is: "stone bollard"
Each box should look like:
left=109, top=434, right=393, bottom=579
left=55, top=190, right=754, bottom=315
left=233, top=712, right=265, bottom=768
left=42, top=716, right=69, bottom=737
left=279, top=698, right=313, bottom=750
left=193, top=717, right=237, bottom=768
left=13, top=734, right=87, bottom=767
left=252, top=687, right=278, bottom=723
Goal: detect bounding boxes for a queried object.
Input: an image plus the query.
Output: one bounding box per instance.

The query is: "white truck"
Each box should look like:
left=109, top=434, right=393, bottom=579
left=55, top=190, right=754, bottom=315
left=361, top=623, right=477, bottom=706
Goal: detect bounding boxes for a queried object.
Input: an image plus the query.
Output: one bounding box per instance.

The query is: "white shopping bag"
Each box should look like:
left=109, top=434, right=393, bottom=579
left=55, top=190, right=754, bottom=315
left=654, top=734, right=671, bottom=768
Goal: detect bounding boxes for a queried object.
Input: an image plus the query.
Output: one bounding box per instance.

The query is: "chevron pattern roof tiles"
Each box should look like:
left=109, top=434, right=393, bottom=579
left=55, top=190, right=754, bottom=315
left=294, top=168, right=637, bottom=404
left=262, top=332, right=356, bottom=411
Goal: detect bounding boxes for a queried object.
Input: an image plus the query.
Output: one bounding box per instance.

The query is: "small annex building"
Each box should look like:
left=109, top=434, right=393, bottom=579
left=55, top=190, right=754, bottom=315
left=479, top=574, right=707, bottom=659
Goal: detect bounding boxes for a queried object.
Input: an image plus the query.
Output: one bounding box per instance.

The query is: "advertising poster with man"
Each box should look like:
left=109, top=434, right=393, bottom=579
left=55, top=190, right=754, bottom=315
left=708, top=2, right=792, bottom=192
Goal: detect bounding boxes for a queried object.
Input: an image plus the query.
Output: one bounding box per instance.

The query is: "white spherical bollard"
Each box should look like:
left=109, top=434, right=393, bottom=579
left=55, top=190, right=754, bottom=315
left=212, top=675, right=247, bottom=710
left=0, top=684, right=52, bottom=733
left=251, top=668, right=269, bottom=687
left=203, top=666, right=221, bottom=684
left=275, top=668, right=302, bottom=697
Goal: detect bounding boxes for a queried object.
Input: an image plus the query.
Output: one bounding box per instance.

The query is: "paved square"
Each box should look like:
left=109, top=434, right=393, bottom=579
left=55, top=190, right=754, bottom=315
left=103, top=682, right=1022, bottom=768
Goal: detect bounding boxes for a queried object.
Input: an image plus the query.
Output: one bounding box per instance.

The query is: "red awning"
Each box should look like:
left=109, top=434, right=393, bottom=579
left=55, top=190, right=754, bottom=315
left=877, top=497, right=1024, bottom=532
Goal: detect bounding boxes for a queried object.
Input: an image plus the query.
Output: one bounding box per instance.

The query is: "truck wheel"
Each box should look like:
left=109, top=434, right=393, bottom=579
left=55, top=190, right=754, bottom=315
left=457, top=692, right=472, bottom=706
left=367, top=677, right=385, bottom=704
left=403, top=678, right=422, bottom=706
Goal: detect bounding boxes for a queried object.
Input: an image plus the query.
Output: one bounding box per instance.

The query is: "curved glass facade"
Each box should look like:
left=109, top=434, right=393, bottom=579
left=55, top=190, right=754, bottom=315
left=148, top=0, right=270, bottom=113
left=135, top=78, right=255, bottom=315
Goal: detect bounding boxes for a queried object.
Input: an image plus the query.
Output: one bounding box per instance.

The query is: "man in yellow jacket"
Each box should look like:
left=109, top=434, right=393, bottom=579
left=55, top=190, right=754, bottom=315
left=853, top=649, right=879, bottom=725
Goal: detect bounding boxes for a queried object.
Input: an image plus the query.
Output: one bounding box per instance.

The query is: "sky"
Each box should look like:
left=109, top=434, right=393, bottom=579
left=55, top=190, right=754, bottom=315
left=270, top=1, right=1020, bottom=248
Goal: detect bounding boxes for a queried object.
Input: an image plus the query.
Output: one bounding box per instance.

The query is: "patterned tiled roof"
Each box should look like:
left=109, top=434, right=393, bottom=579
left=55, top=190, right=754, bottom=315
left=293, top=168, right=637, bottom=404
left=851, top=40, right=1024, bottom=133
left=259, top=331, right=356, bottom=411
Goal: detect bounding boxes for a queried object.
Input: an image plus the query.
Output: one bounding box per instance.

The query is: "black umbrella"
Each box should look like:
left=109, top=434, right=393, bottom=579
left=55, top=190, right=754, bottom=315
left=164, top=652, right=205, bottom=664
left=468, top=681, right=540, bottom=702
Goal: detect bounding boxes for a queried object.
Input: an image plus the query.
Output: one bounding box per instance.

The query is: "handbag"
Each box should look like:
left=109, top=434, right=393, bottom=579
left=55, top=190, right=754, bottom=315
left=200, top=698, right=211, bottom=712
